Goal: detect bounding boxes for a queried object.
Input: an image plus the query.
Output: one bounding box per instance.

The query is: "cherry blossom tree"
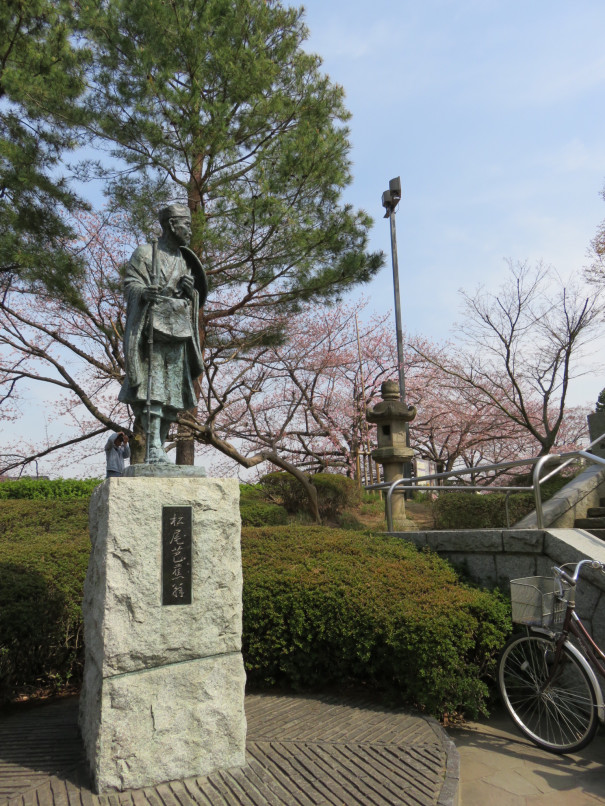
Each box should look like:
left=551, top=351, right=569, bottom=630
left=410, top=260, right=602, bottom=458
left=0, top=220, right=593, bottom=520
left=0, top=214, right=379, bottom=520
left=0, top=212, right=130, bottom=476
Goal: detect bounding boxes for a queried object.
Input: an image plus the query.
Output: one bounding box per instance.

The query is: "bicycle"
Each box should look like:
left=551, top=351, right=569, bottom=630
left=498, top=558, right=605, bottom=753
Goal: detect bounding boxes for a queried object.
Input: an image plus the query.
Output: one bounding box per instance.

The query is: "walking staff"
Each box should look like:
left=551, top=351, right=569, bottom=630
left=145, top=237, right=159, bottom=463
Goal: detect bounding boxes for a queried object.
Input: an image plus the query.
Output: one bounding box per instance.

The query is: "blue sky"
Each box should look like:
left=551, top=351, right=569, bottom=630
left=299, top=0, right=605, bottom=406
left=3, top=0, right=605, bottom=477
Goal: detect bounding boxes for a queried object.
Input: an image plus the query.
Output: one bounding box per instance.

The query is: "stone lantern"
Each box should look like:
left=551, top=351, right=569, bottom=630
left=367, top=380, right=417, bottom=524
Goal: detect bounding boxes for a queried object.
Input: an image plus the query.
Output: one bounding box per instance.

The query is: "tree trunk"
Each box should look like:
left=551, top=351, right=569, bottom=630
left=176, top=373, right=202, bottom=465
left=130, top=415, right=147, bottom=464
left=297, top=475, right=321, bottom=523
left=176, top=186, right=205, bottom=467
left=176, top=416, right=196, bottom=465
left=436, top=461, right=445, bottom=486
left=177, top=416, right=322, bottom=523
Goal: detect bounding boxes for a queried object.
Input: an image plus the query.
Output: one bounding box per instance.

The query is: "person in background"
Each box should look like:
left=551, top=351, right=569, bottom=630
left=105, top=432, right=130, bottom=478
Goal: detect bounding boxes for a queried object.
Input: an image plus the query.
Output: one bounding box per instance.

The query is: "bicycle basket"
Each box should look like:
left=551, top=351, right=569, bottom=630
left=510, top=576, right=571, bottom=628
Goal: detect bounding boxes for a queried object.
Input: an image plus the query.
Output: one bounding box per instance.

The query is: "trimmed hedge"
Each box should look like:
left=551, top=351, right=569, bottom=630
left=239, top=483, right=288, bottom=527
left=431, top=471, right=579, bottom=530
left=0, top=500, right=90, bottom=701
left=240, top=501, right=289, bottom=527
left=0, top=478, right=102, bottom=500
left=0, top=501, right=511, bottom=718
left=242, top=526, right=510, bottom=718
left=261, top=472, right=361, bottom=520
left=432, top=491, right=535, bottom=529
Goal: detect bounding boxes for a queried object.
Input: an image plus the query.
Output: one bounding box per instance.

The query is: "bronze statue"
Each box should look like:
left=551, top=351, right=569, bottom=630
left=119, top=205, right=207, bottom=463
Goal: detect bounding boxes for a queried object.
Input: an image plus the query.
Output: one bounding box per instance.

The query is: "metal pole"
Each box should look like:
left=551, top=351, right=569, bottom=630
left=388, top=210, right=406, bottom=404
left=387, top=201, right=412, bottom=485
left=532, top=454, right=561, bottom=529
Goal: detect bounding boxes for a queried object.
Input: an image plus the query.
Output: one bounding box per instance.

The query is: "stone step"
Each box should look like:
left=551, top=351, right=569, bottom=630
left=575, top=517, right=605, bottom=529
left=587, top=507, right=605, bottom=518
left=586, top=529, right=605, bottom=541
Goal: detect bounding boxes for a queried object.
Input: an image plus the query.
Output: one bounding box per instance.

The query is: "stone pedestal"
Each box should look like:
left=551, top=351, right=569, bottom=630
left=375, top=448, right=416, bottom=522
left=80, top=477, right=246, bottom=793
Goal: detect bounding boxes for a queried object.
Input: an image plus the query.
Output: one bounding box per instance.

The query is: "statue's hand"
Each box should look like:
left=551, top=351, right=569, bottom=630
left=142, top=285, right=160, bottom=303
left=178, top=275, right=195, bottom=298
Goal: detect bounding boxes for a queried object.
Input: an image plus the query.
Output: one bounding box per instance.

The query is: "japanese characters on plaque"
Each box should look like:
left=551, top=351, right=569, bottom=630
left=162, top=506, right=192, bottom=605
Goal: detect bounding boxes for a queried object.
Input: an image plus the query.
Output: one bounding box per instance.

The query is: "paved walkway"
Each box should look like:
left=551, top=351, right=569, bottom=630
left=4, top=693, right=605, bottom=805
left=0, top=693, right=458, bottom=806
left=449, top=706, right=605, bottom=806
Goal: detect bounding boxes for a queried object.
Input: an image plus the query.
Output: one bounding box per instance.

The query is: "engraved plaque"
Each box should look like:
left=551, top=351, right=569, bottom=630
left=162, top=506, right=192, bottom=605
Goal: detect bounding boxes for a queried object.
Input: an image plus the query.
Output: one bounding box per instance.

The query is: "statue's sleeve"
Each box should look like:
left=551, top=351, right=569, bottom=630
left=122, top=245, right=153, bottom=394
left=124, top=245, right=152, bottom=308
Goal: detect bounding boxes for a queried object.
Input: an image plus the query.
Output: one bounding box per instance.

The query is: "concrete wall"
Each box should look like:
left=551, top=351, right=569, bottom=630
left=515, top=462, right=605, bottom=528
left=392, top=527, right=605, bottom=648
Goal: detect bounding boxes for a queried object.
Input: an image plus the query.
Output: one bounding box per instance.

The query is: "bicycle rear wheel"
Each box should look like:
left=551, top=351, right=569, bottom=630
left=498, top=632, right=598, bottom=753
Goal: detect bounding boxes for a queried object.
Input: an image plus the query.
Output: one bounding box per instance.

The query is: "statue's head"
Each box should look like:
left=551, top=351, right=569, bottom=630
left=158, top=204, right=192, bottom=247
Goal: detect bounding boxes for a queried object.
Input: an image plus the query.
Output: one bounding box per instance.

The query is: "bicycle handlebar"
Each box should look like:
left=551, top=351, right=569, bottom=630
left=554, top=567, right=576, bottom=586
left=553, top=558, right=605, bottom=585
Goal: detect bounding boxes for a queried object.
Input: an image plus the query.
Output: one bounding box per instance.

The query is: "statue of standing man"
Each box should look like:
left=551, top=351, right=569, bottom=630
left=119, top=205, right=208, bottom=463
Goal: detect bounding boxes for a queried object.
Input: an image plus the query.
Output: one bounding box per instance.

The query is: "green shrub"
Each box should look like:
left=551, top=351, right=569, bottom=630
left=242, top=525, right=510, bottom=718
left=432, top=491, right=536, bottom=529
left=510, top=468, right=581, bottom=500
left=239, top=483, right=265, bottom=500
left=0, top=478, right=101, bottom=500
left=0, top=501, right=511, bottom=719
left=259, top=472, right=300, bottom=509
left=431, top=466, right=581, bottom=529
left=0, top=500, right=90, bottom=702
left=312, top=474, right=361, bottom=520
left=239, top=483, right=288, bottom=526
left=260, top=472, right=361, bottom=520
left=240, top=501, right=288, bottom=527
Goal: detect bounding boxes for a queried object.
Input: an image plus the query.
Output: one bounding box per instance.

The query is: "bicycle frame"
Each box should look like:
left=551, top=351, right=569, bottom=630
left=568, top=611, right=605, bottom=677
left=531, top=596, right=605, bottom=723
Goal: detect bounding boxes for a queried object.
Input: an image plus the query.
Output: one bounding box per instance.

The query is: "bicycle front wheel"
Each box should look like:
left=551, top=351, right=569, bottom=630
left=498, top=632, right=598, bottom=753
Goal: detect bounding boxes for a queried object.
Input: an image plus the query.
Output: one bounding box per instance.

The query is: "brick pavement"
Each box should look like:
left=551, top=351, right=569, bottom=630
left=0, top=693, right=458, bottom=806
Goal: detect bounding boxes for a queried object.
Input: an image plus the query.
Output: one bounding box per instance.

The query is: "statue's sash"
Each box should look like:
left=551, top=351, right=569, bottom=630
left=152, top=296, right=193, bottom=340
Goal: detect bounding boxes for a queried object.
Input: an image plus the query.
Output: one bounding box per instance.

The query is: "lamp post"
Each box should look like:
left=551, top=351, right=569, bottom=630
left=381, top=177, right=406, bottom=404
left=381, top=177, right=412, bottom=485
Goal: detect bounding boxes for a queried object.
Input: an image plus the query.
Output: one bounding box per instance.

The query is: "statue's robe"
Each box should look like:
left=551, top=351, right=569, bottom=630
left=119, top=241, right=208, bottom=417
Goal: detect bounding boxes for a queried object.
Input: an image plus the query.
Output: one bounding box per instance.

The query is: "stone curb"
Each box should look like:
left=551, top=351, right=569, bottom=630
left=427, top=717, right=461, bottom=806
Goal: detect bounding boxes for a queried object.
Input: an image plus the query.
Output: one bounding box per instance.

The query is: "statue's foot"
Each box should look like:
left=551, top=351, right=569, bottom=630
left=147, top=445, right=171, bottom=464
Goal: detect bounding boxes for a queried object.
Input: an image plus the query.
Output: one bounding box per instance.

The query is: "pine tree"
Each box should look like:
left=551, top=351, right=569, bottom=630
left=71, top=0, right=384, bottom=461
left=73, top=0, right=382, bottom=317
left=0, top=0, right=88, bottom=301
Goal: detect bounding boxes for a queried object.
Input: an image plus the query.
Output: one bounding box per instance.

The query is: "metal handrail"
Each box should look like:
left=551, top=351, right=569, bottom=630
left=365, top=433, right=605, bottom=532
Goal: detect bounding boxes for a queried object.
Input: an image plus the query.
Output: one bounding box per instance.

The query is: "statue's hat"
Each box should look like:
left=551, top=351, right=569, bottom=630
left=158, top=204, right=191, bottom=226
